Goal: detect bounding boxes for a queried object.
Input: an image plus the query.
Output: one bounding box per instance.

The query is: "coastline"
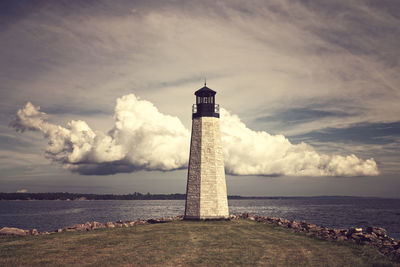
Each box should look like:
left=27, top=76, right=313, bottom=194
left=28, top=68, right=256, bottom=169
left=1, top=213, right=399, bottom=262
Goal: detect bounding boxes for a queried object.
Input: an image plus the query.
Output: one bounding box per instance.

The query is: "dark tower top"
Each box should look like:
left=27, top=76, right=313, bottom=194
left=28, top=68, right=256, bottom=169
left=192, top=84, right=220, bottom=119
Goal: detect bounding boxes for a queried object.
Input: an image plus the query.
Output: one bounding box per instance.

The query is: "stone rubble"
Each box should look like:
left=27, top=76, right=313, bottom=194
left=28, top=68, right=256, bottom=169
left=0, top=213, right=398, bottom=262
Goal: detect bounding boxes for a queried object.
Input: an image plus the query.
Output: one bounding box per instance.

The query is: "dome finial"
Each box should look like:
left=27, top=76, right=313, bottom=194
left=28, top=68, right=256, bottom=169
left=204, top=77, right=207, bottom=86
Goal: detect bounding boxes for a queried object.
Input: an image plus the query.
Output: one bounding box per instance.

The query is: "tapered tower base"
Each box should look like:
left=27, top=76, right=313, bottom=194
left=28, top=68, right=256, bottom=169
left=184, top=116, right=229, bottom=220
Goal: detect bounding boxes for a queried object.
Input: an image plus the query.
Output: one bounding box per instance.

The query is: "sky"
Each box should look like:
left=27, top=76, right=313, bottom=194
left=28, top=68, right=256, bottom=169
left=1, top=0, right=399, bottom=197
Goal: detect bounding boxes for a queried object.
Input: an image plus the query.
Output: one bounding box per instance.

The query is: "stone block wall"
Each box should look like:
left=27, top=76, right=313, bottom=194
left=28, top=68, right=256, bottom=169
left=184, top=117, right=229, bottom=219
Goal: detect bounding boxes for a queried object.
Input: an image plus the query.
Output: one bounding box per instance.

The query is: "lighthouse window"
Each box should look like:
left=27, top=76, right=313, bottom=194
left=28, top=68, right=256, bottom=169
left=204, top=97, right=208, bottom=103
left=210, top=97, right=213, bottom=103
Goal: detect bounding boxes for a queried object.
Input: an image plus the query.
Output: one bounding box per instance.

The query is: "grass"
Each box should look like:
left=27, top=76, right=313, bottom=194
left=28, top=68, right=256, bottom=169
left=0, top=219, right=397, bottom=266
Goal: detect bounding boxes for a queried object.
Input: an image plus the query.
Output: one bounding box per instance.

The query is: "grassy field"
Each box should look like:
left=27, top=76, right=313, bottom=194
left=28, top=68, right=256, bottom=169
left=0, top=219, right=397, bottom=266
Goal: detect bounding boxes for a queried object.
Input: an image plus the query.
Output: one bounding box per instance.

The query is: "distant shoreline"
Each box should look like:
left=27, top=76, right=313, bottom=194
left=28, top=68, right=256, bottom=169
left=0, top=192, right=394, bottom=201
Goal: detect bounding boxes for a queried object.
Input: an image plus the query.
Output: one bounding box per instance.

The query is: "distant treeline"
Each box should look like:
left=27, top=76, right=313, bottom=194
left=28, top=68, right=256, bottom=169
left=0, top=192, right=186, bottom=201
left=0, top=192, right=260, bottom=201
left=0, top=192, right=364, bottom=201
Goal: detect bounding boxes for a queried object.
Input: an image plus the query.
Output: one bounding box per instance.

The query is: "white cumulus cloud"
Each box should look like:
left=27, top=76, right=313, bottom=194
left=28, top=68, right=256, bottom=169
left=10, top=93, right=379, bottom=177
left=10, top=94, right=190, bottom=175
left=220, top=109, right=379, bottom=176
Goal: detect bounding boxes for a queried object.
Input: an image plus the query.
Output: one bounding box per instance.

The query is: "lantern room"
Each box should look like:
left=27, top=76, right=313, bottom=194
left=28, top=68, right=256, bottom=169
left=192, top=84, right=220, bottom=119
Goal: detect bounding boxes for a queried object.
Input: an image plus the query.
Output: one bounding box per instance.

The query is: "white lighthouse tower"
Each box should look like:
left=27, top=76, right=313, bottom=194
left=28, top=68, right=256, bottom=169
left=184, top=83, right=229, bottom=220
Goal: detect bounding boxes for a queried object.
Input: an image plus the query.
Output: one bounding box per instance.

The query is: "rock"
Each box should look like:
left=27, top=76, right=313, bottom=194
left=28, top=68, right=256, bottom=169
left=256, top=216, right=268, bottom=223
left=289, top=221, right=301, bottom=230
left=350, top=233, right=364, bottom=241
left=106, top=222, right=115, bottom=228
left=0, top=227, right=27, bottom=236
left=329, top=229, right=340, bottom=238
left=30, top=229, right=39, bottom=236
left=362, top=233, right=376, bottom=242
left=57, top=229, right=63, bottom=233
left=91, top=221, right=104, bottom=229
left=337, top=236, right=347, bottom=241
left=366, top=226, right=387, bottom=237
left=347, top=228, right=356, bottom=236
left=347, top=228, right=363, bottom=237
left=174, top=215, right=184, bottom=220
left=383, top=240, right=393, bottom=247
left=68, top=224, right=87, bottom=231
left=307, top=224, right=317, bottom=231
left=242, top=213, right=252, bottom=219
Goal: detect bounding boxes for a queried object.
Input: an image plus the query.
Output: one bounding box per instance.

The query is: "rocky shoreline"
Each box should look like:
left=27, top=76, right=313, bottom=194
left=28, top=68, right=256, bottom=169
left=1, top=213, right=399, bottom=262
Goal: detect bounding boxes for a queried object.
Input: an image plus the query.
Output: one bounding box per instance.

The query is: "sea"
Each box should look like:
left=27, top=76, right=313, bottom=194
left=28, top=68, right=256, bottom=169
left=1, top=197, right=399, bottom=239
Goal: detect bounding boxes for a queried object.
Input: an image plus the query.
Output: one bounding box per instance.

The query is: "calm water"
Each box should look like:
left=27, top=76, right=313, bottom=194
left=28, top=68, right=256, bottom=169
left=1, top=198, right=399, bottom=238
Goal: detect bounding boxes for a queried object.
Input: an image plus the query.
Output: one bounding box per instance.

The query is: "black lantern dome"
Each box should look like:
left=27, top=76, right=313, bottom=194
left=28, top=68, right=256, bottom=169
left=192, top=83, right=219, bottom=118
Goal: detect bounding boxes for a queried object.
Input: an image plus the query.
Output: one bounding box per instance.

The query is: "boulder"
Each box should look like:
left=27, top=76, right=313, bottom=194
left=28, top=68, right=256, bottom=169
left=0, top=227, right=27, bottom=236
left=91, top=221, right=104, bottom=229
left=68, top=224, right=87, bottom=231
left=84, top=222, right=92, bottom=230
left=329, top=229, right=340, bottom=237
left=242, top=213, right=252, bottom=219
left=362, top=233, right=376, bottom=242
left=366, top=227, right=387, bottom=237
left=30, top=229, right=39, bottom=236
left=307, top=224, right=317, bottom=231
left=256, top=216, right=268, bottom=223
left=347, top=228, right=362, bottom=237
left=350, top=233, right=364, bottom=241
left=289, top=221, right=301, bottom=230
left=106, top=222, right=115, bottom=228
left=175, top=215, right=184, bottom=220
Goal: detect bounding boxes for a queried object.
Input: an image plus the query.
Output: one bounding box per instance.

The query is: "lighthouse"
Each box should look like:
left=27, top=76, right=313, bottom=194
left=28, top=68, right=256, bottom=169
left=184, top=83, right=229, bottom=220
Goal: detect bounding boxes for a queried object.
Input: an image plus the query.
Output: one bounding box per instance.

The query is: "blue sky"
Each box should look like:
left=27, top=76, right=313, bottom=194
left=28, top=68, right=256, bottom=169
left=0, top=0, right=399, bottom=197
